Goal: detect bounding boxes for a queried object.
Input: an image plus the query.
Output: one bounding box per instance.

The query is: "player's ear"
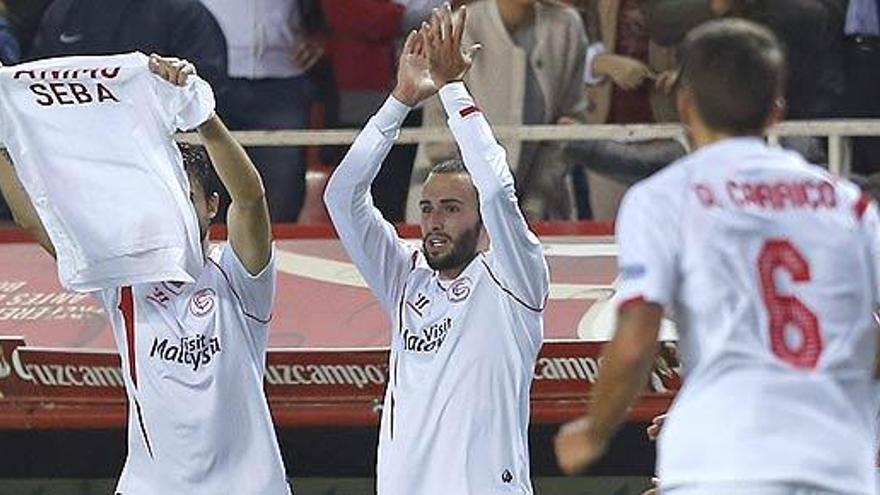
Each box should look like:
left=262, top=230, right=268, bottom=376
left=765, top=97, right=786, bottom=128
left=676, top=88, right=693, bottom=128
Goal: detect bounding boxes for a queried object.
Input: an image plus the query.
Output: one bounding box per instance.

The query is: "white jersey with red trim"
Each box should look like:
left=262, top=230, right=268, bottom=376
left=615, top=137, right=880, bottom=494
left=97, top=244, right=290, bottom=495
left=0, top=52, right=212, bottom=291
left=324, top=84, right=548, bottom=495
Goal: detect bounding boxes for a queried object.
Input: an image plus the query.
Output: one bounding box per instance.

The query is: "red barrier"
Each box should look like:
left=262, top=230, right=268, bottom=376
left=0, top=337, right=678, bottom=429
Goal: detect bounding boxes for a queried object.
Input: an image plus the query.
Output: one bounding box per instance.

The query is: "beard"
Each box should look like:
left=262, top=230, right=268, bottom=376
left=422, top=221, right=482, bottom=272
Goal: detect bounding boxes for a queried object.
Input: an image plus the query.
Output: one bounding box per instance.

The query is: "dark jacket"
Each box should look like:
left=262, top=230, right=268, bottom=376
left=26, top=0, right=227, bottom=89
left=648, top=0, right=847, bottom=119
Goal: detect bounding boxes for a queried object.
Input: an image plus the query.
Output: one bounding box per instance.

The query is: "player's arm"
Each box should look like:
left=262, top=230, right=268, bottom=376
left=555, top=302, right=662, bottom=474
left=0, top=152, right=55, bottom=257
left=197, top=115, right=271, bottom=275
left=554, top=183, right=679, bottom=473
left=149, top=55, right=271, bottom=274
left=426, top=6, right=549, bottom=309
left=324, top=28, right=437, bottom=310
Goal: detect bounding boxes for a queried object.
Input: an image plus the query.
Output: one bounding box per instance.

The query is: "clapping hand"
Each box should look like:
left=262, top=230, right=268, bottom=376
left=392, top=25, right=438, bottom=106
left=423, top=3, right=481, bottom=86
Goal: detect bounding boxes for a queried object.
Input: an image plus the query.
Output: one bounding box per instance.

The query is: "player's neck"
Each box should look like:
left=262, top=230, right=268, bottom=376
left=497, top=0, right=535, bottom=33
left=438, top=253, right=479, bottom=281
left=688, top=124, right=740, bottom=151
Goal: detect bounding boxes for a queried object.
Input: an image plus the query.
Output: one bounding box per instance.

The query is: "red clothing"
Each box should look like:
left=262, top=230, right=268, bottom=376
left=321, top=0, right=404, bottom=91
left=608, top=0, right=654, bottom=123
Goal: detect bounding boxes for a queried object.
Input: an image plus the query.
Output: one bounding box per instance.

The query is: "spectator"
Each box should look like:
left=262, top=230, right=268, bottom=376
left=648, top=0, right=848, bottom=164
left=648, top=0, right=847, bottom=120
left=201, top=0, right=327, bottom=222
left=843, top=0, right=880, bottom=174
left=567, top=0, right=684, bottom=220
left=0, top=4, right=17, bottom=219
left=4, top=0, right=52, bottom=56
left=0, top=1, right=20, bottom=64
left=321, top=0, right=444, bottom=223
left=26, top=0, right=228, bottom=91
left=409, top=0, right=589, bottom=221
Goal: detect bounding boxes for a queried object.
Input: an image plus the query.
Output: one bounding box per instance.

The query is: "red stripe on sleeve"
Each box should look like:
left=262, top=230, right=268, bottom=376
left=459, top=105, right=480, bottom=118
left=119, top=286, right=138, bottom=388
left=855, top=192, right=873, bottom=221
left=618, top=295, right=647, bottom=313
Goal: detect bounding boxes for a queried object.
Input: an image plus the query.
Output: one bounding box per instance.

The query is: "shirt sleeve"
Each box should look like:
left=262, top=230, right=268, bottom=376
left=217, top=243, right=276, bottom=324
left=614, top=183, right=680, bottom=310
left=323, top=96, right=417, bottom=313
left=146, top=57, right=216, bottom=132
left=438, top=82, right=549, bottom=311
left=859, top=198, right=880, bottom=309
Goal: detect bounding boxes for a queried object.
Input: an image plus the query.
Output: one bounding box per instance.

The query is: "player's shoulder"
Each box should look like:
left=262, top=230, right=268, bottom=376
left=622, top=158, right=690, bottom=213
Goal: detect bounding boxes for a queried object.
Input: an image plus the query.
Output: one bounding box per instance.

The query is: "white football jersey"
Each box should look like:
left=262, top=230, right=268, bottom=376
left=0, top=52, right=212, bottom=291
left=615, top=137, right=880, bottom=494
left=97, top=244, right=290, bottom=495
left=325, top=84, right=548, bottom=495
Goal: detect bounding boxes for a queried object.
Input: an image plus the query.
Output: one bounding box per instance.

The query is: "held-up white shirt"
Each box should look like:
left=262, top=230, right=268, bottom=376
left=98, top=244, right=290, bottom=495
left=0, top=52, right=212, bottom=291
left=324, top=83, right=548, bottom=495
left=615, top=137, right=880, bottom=494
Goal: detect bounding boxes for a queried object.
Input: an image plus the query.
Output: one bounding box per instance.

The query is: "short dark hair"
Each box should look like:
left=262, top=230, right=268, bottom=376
left=179, top=143, right=221, bottom=199
left=430, top=158, right=469, bottom=176
left=678, top=18, right=786, bottom=135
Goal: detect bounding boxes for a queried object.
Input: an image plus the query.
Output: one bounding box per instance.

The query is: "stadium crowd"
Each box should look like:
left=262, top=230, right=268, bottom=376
left=0, top=0, right=875, bottom=224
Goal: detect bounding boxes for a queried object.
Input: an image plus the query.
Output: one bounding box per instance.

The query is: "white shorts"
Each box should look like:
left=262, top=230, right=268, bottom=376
left=663, top=482, right=843, bottom=495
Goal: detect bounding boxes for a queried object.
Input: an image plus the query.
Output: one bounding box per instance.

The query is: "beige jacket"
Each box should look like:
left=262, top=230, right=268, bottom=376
left=407, top=0, right=589, bottom=221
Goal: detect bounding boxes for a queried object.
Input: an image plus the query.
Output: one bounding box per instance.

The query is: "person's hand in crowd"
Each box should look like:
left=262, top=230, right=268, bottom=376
left=640, top=414, right=666, bottom=494
left=593, top=54, right=654, bottom=91
left=424, top=3, right=481, bottom=86
left=654, top=70, right=678, bottom=95
left=554, top=416, right=609, bottom=474
left=557, top=116, right=579, bottom=125
left=290, top=38, right=325, bottom=72
left=646, top=413, right=666, bottom=441
left=642, top=476, right=660, bottom=495
left=148, top=53, right=196, bottom=86
left=392, top=25, right=438, bottom=107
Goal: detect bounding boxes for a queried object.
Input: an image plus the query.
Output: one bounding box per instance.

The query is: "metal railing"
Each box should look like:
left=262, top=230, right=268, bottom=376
left=179, top=119, right=880, bottom=177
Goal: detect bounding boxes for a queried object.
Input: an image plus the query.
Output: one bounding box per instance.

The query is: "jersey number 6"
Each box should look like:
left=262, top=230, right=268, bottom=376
left=757, top=239, right=822, bottom=369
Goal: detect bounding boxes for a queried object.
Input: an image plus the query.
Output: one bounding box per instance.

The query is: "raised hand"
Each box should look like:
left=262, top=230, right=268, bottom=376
left=424, top=4, right=481, bottom=86
left=148, top=54, right=196, bottom=86
left=392, top=28, right=438, bottom=107
left=593, top=54, right=654, bottom=91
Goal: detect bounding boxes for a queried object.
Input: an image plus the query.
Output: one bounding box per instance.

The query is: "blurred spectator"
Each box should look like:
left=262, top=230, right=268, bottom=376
left=26, top=0, right=228, bottom=90
left=567, top=0, right=684, bottom=220
left=0, top=1, right=20, bottom=64
left=201, top=0, right=327, bottom=222
left=5, top=0, right=52, bottom=56
left=321, top=0, right=444, bottom=223
left=844, top=0, right=880, bottom=174
left=648, top=0, right=847, bottom=121
left=409, top=0, right=589, bottom=221
left=648, top=0, right=847, bottom=163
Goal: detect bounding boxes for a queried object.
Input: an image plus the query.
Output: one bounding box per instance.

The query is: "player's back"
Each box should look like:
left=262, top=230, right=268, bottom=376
left=637, top=138, right=879, bottom=493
